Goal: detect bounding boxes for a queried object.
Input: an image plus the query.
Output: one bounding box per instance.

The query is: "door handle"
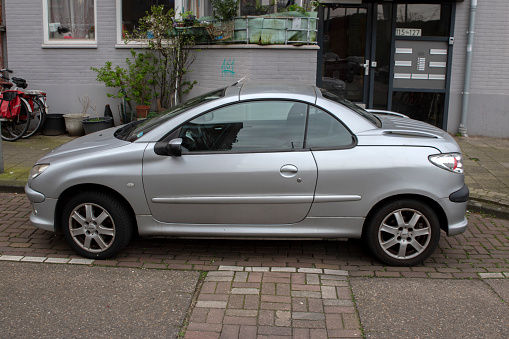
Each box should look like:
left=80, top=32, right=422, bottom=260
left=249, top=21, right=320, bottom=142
left=361, top=59, right=369, bottom=76
left=280, top=164, right=298, bottom=178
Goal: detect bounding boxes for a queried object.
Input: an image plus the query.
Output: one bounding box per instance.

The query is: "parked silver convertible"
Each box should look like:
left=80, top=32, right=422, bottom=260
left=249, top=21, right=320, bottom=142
left=25, top=83, right=468, bottom=266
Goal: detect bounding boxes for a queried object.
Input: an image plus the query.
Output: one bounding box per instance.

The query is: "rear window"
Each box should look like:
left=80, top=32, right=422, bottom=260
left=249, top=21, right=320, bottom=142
left=319, top=89, right=381, bottom=128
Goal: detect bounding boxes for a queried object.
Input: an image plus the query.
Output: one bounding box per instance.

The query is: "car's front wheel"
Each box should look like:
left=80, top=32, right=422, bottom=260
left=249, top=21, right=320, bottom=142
left=364, top=199, right=440, bottom=266
left=61, top=191, right=134, bottom=259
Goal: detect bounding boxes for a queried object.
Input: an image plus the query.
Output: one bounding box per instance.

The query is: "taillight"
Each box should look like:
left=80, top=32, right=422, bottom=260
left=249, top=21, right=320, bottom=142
left=429, top=153, right=464, bottom=174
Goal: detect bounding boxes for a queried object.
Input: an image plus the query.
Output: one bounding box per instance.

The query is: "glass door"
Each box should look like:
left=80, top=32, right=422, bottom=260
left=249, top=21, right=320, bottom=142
left=370, top=4, right=393, bottom=109
left=319, top=6, right=370, bottom=104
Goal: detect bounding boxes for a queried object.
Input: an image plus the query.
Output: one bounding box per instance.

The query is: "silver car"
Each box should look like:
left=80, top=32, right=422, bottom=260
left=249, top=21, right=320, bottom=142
left=25, top=83, right=468, bottom=266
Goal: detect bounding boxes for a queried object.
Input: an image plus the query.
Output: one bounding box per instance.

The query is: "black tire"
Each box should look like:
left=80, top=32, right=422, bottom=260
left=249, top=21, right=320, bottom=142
left=364, top=199, right=441, bottom=266
left=22, top=97, right=46, bottom=138
left=1, top=98, right=31, bottom=141
left=61, top=191, right=134, bottom=259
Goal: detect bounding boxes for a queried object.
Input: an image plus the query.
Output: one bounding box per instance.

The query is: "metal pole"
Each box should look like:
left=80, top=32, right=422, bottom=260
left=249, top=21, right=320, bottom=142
left=458, top=0, right=477, bottom=137
left=0, top=121, right=3, bottom=174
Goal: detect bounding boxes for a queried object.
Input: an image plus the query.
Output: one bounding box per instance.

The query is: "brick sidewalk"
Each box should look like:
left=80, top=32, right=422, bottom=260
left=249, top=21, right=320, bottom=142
left=185, top=267, right=361, bottom=338
left=1, top=192, right=508, bottom=278
left=1, top=192, right=509, bottom=338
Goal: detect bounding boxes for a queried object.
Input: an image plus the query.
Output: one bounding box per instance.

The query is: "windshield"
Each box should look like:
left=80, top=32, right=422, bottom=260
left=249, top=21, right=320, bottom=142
left=319, top=89, right=381, bottom=127
left=115, top=88, right=226, bottom=142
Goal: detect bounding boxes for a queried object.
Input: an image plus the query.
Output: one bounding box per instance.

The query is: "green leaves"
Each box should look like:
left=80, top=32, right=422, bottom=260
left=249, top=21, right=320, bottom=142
left=91, top=4, right=199, bottom=109
left=211, top=0, right=239, bottom=21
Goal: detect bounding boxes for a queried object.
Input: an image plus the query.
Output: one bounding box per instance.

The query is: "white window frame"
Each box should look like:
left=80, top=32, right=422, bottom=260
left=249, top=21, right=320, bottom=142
left=42, top=0, right=98, bottom=48
left=116, top=0, right=184, bottom=47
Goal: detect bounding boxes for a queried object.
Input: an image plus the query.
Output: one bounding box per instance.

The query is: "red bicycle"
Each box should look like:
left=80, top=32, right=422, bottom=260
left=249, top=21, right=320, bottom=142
left=0, top=69, right=47, bottom=141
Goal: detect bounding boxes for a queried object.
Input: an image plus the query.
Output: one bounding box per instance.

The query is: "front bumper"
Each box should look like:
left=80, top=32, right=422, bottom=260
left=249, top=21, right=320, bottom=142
left=440, top=184, right=469, bottom=236
left=25, top=183, right=57, bottom=232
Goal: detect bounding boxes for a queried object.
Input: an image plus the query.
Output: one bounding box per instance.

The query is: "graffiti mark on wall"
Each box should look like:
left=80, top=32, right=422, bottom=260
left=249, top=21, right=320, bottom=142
left=222, top=59, right=235, bottom=79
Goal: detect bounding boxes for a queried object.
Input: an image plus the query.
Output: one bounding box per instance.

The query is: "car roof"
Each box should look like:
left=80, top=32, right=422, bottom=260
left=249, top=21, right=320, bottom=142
left=227, top=82, right=317, bottom=104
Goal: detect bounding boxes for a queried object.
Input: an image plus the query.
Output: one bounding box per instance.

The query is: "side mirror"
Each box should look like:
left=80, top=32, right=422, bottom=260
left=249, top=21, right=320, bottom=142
left=165, top=138, right=183, bottom=157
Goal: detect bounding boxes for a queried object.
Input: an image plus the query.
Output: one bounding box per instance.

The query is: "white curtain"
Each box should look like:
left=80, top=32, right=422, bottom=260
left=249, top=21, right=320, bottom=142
left=49, top=0, right=94, bottom=39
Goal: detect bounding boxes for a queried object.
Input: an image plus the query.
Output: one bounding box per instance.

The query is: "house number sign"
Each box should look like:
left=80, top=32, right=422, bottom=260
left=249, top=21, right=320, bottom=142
left=396, top=28, right=422, bottom=37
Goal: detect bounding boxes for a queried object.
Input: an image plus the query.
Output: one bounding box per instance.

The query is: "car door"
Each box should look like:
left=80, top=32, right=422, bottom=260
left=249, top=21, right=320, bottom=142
left=142, top=100, right=318, bottom=225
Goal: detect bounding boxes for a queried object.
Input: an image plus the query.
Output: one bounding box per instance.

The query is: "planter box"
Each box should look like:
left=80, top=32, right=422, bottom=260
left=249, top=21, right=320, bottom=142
left=42, top=114, right=66, bottom=136
left=233, top=12, right=317, bottom=45
left=169, top=26, right=210, bottom=43
left=82, top=117, right=114, bottom=135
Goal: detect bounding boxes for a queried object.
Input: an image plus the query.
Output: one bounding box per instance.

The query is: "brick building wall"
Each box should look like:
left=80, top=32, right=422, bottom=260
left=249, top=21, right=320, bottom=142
left=4, top=0, right=317, bottom=122
left=448, top=0, right=509, bottom=137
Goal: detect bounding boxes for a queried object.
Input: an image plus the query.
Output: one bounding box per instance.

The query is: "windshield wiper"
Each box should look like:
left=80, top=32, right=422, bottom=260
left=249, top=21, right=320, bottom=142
left=114, top=121, right=142, bottom=140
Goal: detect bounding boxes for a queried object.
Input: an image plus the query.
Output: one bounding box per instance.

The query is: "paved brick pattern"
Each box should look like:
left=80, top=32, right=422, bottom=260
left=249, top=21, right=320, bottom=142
left=185, top=266, right=361, bottom=339
left=1, top=192, right=508, bottom=278
left=456, top=136, right=509, bottom=205
left=2, top=192, right=509, bottom=337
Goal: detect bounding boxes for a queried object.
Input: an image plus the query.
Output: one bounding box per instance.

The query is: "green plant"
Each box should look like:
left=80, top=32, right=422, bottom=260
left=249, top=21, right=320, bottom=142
left=280, top=4, right=307, bottom=13
left=126, top=5, right=198, bottom=107
left=125, top=50, right=158, bottom=106
left=90, top=62, right=128, bottom=101
left=181, top=10, right=198, bottom=24
left=244, top=0, right=275, bottom=16
left=91, top=50, right=158, bottom=108
left=211, top=0, right=239, bottom=21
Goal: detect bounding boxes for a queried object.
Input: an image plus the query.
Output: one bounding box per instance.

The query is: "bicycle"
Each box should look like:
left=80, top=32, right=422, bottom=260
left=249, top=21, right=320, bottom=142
left=0, top=69, right=47, bottom=140
left=1, top=72, right=31, bottom=141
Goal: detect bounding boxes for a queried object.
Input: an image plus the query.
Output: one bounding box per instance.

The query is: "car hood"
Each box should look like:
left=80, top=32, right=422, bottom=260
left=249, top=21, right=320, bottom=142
left=37, top=127, right=131, bottom=163
left=357, top=115, right=461, bottom=153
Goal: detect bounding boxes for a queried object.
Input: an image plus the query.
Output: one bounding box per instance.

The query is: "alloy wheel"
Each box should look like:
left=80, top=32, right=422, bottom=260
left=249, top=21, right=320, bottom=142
left=68, top=203, right=116, bottom=253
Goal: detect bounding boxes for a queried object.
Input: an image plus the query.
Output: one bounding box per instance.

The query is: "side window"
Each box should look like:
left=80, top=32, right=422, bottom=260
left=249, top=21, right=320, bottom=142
left=179, top=101, right=307, bottom=152
left=306, top=106, right=354, bottom=148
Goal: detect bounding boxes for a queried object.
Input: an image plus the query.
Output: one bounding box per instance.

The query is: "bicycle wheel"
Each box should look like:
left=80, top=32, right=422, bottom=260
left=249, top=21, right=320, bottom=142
left=22, top=97, right=46, bottom=138
left=1, top=98, right=31, bottom=141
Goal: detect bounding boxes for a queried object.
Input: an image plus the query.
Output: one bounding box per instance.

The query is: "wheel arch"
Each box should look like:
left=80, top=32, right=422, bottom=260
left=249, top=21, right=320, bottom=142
left=362, top=194, right=448, bottom=237
left=54, top=183, right=137, bottom=234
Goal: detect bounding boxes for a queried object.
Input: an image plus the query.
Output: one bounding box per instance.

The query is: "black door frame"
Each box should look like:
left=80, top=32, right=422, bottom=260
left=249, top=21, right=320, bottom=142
left=317, top=2, right=456, bottom=130
left=317, top=3, right=378, bottom=107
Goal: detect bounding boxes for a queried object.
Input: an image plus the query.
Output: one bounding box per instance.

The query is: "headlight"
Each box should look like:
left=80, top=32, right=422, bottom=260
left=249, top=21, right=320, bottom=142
left=429, top=153, right=464, bottom=174
left=29, top=164, right=50, bottom=181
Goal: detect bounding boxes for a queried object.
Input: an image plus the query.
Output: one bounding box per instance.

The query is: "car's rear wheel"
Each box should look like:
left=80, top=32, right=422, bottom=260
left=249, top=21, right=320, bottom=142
left=365, top=199, right=440, bottom=266
left=61, top=191, right=134, bottom=259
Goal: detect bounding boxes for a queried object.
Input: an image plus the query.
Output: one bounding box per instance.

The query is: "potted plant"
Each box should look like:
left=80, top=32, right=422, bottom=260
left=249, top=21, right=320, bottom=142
left=63, top=95, right=91, bottom=136
left=125, top=51, right=158, bottom=118
left=208, top=0, right=239, bottom=41
left=181, top=11, right=198, bottom=26
left=211, top=0, right=239, bottom=21
left=125, top=5, right=198, bottom=107
left=91, top=50, right=158, bottom=119
left=80, top=96, right=114, bottom=134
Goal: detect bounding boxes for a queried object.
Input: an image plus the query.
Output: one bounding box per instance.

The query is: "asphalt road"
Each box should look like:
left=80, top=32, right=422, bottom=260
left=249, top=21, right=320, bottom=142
left=0, top=261, right=200, bottom=338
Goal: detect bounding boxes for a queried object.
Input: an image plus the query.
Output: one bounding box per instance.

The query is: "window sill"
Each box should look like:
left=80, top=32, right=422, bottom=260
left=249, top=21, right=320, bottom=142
left=42, top=42, right=98, bottom=49
left=115, top=43, right=319, bottom=50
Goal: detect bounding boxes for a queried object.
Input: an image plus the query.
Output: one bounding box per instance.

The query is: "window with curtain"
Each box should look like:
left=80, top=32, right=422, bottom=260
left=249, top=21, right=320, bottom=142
left=47, top=0, right=95, bottom=40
